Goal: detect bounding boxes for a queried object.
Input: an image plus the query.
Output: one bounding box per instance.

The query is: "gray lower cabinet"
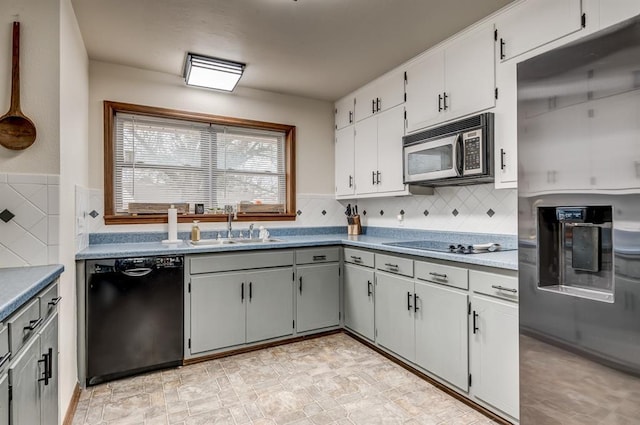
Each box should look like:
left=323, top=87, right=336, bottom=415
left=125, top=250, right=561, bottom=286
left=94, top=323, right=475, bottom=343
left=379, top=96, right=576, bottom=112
left=343, top=264, right=375, bottom=341
left=9, top=332, right=42, bottom=425
left=38, top=313, right=58, bottom=424
left=296, top=263, right=340, bottom=333
left=414, top=281, right=468, bottom=391
left=190, top=267, right=294, bottom=354
left=0, top=373, right=7, bottom=425
left=375, top=272, right=415, bottom=362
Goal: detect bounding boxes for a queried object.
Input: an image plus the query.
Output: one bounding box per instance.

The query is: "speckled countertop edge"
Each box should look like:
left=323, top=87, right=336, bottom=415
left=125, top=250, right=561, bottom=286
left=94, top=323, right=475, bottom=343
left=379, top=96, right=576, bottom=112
left=0, top=264, right=64, bottom=321
left=76, top=234, right=518, bottom=270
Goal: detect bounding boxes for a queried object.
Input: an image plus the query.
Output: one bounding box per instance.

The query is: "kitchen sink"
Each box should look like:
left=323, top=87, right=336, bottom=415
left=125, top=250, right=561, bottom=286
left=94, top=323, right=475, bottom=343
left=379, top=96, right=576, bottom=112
left=190, top=238, right=283, bottom=246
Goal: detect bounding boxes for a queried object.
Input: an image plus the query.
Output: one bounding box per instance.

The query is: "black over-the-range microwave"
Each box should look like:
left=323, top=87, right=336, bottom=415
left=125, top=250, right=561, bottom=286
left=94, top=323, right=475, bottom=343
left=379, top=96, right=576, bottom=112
left=403, top=112, right=494, bottom=186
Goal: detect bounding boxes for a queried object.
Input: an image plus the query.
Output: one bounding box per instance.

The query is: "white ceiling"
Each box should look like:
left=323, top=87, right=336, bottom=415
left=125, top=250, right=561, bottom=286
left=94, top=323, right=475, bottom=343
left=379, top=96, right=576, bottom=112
left=71, top=0, right=512, bottom=102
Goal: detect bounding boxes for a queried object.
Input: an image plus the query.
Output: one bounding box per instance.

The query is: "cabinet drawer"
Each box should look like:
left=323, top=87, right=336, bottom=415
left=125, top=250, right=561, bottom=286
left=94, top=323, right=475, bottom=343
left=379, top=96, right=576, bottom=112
left=0, top=326, right=9, bottom=371
left=39, top=281, right=60, bottom=320
left=375, top=254, right=413, bottom=277
left=344, top=248, right=374, bottom=268
left=7, top=298, right=41, bottom=355
left=190, top=250, right=294, bottom=274
left=296, top=247, right=340, bottom=265
left=470, top=270, right=518, bottom=302
left=415, top=261, right=468, bottom=290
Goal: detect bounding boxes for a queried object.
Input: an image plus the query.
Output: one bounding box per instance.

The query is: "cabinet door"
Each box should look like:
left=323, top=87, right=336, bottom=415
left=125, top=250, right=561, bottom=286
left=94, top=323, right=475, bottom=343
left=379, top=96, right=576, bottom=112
left=494, top=60, right=518, bottom=187
left=335, top=126, right=355, bottom=197
left=354, top=116, right=379, bottom=195
left=496, top=0, right=583, bottom=62
left=405, top=50, right=445, bottom=133
left=39, top=313, right=58, bottom=425
left=0, top=373, right=8, bottom=425
left=335, top=96, right=354, bottom=130
left=355, top=84, right=378, bottom=122
left=246, top=268, right=294, bottom=343
left=296, top=264, right=340, bottom=333
left=415, top=281, right=469, bottom=391
left=444, top=23, right=496, bottom=121
left=8, top=334, right=41, bottom=425
left=376, top=69, right=405, bottom=114
left=471, top=294, right=519, bottom=419
left=599, top=0, right=640, bottom=30
left=375, top=272, right=415, bottom=362
left=376, top=105, right=406, bottom=193
left=343, top=264, right=375, bottom=341
left=190, top=272, right=246, bottom=353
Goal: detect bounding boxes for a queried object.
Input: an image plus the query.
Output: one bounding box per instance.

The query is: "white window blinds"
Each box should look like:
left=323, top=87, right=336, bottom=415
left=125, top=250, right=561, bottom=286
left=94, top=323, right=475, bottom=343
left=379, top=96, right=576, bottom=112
left=114, top=112, right=286, bottom=214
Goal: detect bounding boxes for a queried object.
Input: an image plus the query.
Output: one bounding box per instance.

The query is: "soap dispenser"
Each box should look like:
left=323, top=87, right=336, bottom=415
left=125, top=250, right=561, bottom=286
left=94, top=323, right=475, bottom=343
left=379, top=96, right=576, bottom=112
left=191, top=220, right=201, bottom=242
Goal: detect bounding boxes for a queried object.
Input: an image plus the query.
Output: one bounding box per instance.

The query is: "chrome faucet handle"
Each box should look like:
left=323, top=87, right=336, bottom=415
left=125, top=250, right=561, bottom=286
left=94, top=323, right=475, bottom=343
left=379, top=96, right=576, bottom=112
left=249, top=223, right=254, bottom=239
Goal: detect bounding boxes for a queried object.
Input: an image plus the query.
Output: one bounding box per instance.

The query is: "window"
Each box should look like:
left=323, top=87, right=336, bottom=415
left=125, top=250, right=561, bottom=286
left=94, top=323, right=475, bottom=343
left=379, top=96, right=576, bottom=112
left=104, top=101, right=296, bottom=224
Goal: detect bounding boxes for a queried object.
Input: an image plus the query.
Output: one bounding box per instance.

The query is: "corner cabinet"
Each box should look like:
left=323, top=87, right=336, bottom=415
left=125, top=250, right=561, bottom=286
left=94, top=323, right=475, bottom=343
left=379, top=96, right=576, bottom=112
left=405, top=22, right=496, bottom=134
left=296, top=247, right=340, bottom=333
left=1, top=280, right=60, bottom=425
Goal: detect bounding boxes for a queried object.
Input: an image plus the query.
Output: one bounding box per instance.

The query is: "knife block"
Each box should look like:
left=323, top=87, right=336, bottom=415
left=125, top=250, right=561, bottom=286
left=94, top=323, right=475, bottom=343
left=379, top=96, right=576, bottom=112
left=348, top=215, right=362, bottom=235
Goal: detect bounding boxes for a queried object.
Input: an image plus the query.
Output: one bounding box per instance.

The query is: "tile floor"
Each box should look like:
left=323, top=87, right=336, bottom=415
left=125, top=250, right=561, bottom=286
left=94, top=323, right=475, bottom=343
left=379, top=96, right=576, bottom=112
left=72, top=333, right=496, bottom=425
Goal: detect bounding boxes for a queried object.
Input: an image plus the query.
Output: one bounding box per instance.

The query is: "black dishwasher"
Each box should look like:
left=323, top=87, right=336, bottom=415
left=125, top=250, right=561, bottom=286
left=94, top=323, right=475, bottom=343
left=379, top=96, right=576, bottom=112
left=86, top=256, right=183, bottom=385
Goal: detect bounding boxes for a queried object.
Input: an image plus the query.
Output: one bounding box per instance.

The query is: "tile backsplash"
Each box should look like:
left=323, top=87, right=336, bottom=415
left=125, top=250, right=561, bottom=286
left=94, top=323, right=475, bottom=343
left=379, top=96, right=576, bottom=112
left=83, top=184, right=516, bottom=236
left=0, top=173, right=60, bottom=267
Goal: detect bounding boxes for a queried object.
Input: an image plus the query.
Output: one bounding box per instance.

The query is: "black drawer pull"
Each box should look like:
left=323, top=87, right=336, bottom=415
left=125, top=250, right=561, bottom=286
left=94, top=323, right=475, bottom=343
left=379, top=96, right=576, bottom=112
left=367, top=281, right=373, bottom=297
left=385, top=263, right=399, bottom=271
left=299, top=276, right=303, bottom=294
left=473, top=311, right=479, bottom=334
left=350, top=255, right=362, bottom=262
left=407, top=292, right=412, bottom=311
left=249, top=282, right=253, bottom=301
left=0, top=352, right=11, bottom=368
left=24, top=318, right=43, bottom=331
left=414, top=293, right=419, bottom=312
left=492, top=285, right=517, bottom=293
left=429, top=272, right=447, bottom=279
left=241, top=283, right=245, bottom=302
left=48, top=296, right=62, bottom=306
left=313, top=255, right=327, bottom=261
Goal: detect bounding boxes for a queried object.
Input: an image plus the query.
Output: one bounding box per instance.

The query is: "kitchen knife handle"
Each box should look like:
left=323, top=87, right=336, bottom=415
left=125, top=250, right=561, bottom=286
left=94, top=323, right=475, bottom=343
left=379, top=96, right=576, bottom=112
left=492, top=285, right=517, bottom=293
left=473, top=311, right=479, bottom=334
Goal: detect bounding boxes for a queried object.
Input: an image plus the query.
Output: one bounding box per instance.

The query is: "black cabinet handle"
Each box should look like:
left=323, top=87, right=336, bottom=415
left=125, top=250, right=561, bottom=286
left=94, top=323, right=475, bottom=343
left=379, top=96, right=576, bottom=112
left=367, top=281, right=373, bottom=297
left=407, top=292, right=412, bottom=311
left=24, top=318, right=43, bottom=331
left=313, top=255, right=327, bottom=261
left=414, top=293, right=419, bottom=312
left=349, top=175, right=353, bottom=188
left=429, top=272, right=447, bottom=279
left=241, top=283, right=245, bottom=302
left=443, top=92, right=448, bottom=110
left=0, top=351, right=11, bottom=368
left=438, top=94, right=443, bottom=112
left=500, top=38, right=506, bottom=59
left=372, top=99, right=376, bottom=114
left=249, top=282, right=253, bottom=301
left=500, top=148, right=506, bottom=170
left=372, top=171, right=376, bottom=185
left=299, top=276, right=303, bottom=294
left=349, top=111, right=353, bottom=123
left=376, top=97, right=381, bottom=112
left=473, top=311, right=479, bottom=334
left=350, top=255, right=362, bottom=262
left=376, top=171, right=381, bottom=184
left=38, top=349, right=52, bottom=385
left=47, top=347, right=53, bottom=380
left=48, top=296, right=62, bottom=306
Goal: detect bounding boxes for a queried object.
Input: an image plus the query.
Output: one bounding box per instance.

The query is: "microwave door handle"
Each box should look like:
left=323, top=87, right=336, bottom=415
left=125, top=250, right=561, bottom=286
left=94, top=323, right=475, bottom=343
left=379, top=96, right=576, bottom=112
left=454, top=133, right=463, bottom=176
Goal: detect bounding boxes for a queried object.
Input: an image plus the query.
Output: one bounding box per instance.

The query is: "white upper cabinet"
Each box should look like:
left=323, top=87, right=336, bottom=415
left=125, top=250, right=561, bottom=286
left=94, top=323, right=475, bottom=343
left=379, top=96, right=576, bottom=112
left=335, top=126, right=355, bottom=198
left=599, top=0, right=640, bottom=30
left=335, top=96, right=355, bottom=130
left=354, top=68, right=405, bottom=122
left=495, top=0, right=583, bottom=62
left=405, top=22, right=495, bottom=133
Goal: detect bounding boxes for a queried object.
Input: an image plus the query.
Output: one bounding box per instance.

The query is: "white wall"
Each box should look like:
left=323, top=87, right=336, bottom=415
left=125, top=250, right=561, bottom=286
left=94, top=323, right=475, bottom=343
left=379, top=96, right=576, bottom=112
left=88, top=61, right=335, bottom=194
left=0, top=0, right=60, bottom=174
left=59, top=0, right=89, bottom=421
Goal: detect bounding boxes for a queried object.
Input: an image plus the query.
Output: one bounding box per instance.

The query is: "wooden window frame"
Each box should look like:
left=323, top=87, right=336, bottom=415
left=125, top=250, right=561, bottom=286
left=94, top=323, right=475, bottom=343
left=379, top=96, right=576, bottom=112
left=103, top=101, right=296, bottom=225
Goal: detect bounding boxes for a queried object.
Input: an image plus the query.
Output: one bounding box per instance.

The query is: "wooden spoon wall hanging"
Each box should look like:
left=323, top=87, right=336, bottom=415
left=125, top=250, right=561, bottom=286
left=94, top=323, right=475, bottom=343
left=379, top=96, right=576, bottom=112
left=0, top=22, right=37, bottom=150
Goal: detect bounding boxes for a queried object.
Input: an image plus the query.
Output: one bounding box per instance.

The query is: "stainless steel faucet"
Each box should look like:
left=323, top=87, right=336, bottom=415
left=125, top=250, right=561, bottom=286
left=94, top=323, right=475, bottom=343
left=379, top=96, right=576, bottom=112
left=224, top=205, right=234, bottom=238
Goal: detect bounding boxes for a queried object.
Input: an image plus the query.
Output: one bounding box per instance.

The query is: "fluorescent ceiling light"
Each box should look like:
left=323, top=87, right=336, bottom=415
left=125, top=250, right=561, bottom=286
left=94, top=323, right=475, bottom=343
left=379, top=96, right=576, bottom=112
left=184, top=53, right=245, bottom=91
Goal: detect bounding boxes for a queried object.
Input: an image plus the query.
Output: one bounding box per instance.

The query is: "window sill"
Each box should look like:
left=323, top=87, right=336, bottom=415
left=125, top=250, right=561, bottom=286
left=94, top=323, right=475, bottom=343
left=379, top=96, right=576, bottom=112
left=104, top=213, right=297, bottom=225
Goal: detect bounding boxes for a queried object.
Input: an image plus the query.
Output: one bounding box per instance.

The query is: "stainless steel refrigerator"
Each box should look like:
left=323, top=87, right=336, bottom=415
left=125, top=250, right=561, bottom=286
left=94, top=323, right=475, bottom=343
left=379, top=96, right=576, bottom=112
left=517, top=15, right=640, bottom=425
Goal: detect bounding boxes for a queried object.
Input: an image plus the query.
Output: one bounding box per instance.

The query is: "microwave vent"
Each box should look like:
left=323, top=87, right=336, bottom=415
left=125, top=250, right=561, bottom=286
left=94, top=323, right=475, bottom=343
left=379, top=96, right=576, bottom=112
left=403, top=113, right=492, bottom=146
